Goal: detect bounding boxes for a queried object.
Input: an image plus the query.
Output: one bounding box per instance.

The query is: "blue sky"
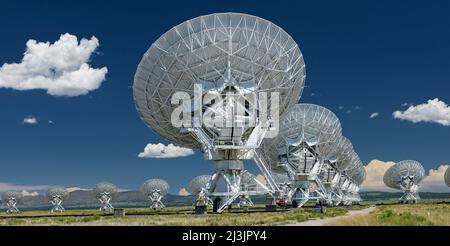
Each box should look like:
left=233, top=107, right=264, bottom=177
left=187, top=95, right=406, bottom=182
left=0, top=0, right=449, bottom=193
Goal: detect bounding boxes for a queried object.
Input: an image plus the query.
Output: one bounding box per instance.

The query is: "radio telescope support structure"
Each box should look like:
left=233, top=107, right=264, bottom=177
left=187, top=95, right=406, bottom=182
left=383, top=160, right=425, bottom=204
left=133, top=13, right=306, bottom=213
left=46, top=188, right=69, bottom=213
left=93, top=182, right=118, bottom=212
left=141, top=179, right=169, bottom=210
left=257, top=104, right=342, bottom=208
left=2, top=191, right=22, bottom=214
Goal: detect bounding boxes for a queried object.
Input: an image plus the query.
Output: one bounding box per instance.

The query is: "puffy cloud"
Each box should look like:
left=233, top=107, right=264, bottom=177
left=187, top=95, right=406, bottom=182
left=178, top=188, right=190, bottom=196
left=369, top=112, right=379, bottom=119
left=360, top=160, right=397, bottom=192
left=20, top=190, right=39, bottom=197
left=393, top=98, right=450, bottom=126
left=420, top=165, right=449, bottom=192
left=66, top=187, right=90, bottom=192
left=138, top=143, right=194, bottom=158
left=23, top=116, right=37, bottom=124
left=0, top=33, right=107, bottom=96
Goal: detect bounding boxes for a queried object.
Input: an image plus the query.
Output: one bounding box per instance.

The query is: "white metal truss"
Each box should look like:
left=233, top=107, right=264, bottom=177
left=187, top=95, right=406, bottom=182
left=5, top=198, right=20, bottom=214
left=98, top=192, right=114, bottom=212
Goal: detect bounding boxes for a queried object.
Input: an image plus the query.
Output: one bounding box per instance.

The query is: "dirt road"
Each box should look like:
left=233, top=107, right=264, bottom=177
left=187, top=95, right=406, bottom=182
left=283, top=206, right=376, bottom=226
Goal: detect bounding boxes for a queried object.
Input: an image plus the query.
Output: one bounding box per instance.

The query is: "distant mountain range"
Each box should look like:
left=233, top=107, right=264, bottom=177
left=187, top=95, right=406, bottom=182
left=7, top=190, right=450, bottom=211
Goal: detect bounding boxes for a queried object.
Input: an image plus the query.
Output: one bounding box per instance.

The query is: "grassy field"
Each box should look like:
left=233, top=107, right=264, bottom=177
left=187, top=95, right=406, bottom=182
left=0, top=206, right=353, bottom=226
left=330, top=203, right=450, bottom=226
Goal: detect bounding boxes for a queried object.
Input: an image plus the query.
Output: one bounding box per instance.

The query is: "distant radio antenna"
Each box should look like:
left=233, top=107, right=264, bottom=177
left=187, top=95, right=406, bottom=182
left=383, top=160, right=425, bottom=204
left=189, top=175, right=213, bottom=214
left=2, top=191, right=22, bottom=214
left=141, top=179, right=169, bottom=209
left=93, top=182, right=118, bottom=212
left=46, top=188, right=69, bottom=213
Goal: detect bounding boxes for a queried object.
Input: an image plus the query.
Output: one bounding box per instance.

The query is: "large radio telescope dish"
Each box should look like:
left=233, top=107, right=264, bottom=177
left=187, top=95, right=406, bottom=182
left=334, top=136, right=354, bottom=171
left=46, top=187, right=69, bottom=200
left=46, top=187, right=69, bottom=213
left=188, top=175, right=212, bottom=195
left=2, top=190, right=22, bottom=202
left=141, top=179, right=170, bottom=196
left=93, top=182, right=118, bottom=198
left=93, top=182, right=117, bottom=212
left=383, top=160, right=425, bottom=189
left=133, top=12, right=306, bottom=148
left=445, top=167, right=450, bottom=187
left=2, top=190, right=22, bottom=213
left=258, top=103, right=342, bottom=172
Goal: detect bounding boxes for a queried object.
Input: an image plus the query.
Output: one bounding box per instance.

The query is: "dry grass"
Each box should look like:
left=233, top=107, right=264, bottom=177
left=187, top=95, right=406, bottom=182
left=330, top=203, right=450, bottom=226
left=0, top=207, right=351, bottom=226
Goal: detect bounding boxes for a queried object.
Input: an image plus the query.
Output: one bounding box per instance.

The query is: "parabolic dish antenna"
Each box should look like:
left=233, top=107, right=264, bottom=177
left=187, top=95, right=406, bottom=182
left=141, top=179, right=170, bottom=209
left=383, top=160, right=425, bottom=204
left=133, top=13, right=306, bottom=213
left=93, top=182, right=118, bottom=212
left=189, top=175, right=213, bottom=211
left=189, top=175, right=212, bottom=195
left=1, top=190, right=22, bottom=214
left=134, top=12, right=306, bottom=149
left=255, top=103, right=344, bottom=208
left=257, top=103, right=342, bottom=173
left=46, top=187, right=69, bottom=213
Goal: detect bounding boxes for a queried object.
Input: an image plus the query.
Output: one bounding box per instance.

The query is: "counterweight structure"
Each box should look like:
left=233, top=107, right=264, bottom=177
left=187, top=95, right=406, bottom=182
left=133, top=13, right=306, bottom=213
left=1, top=191, right=22, bottom=213
left=141, top=179, right=169, bottom=209
left=93, top=182, right=117, bottom=212
left=383, top=160, right=425, bottom=204
left=46, top=188, right=69, bottom=213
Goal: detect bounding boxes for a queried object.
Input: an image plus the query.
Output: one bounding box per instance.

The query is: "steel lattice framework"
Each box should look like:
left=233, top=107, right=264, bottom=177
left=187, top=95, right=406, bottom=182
left=1, top=191, right=22, bottom=214
left=93, top=182, right=118, bottom=212
left=46, top=188, right=69, bottom=213
left=133, top=13, right=306, bottom=213
left=445, top=167, right=450, bottom=187
left=141, top=179, right=170, bottom=209
left=383, top=160, right=425, bottom=204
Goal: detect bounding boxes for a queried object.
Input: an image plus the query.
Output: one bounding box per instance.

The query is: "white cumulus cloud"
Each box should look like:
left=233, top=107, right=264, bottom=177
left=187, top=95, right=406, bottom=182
left=421, top=165, right=449, bottom=192
left=178, top=188, right=190, bottom=196
left=369, top=112, right=379, bottom=119
left=20, top=190, right=39, bottom=197
left=23, top=116, right=38, bottom=124
left=361, top=160, right=397, bottom=192
left=138, top=143, right=194, bottom=158
left=0, top=33, right=107, bottom=96
left=393, top=98, right=450, bottom=126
